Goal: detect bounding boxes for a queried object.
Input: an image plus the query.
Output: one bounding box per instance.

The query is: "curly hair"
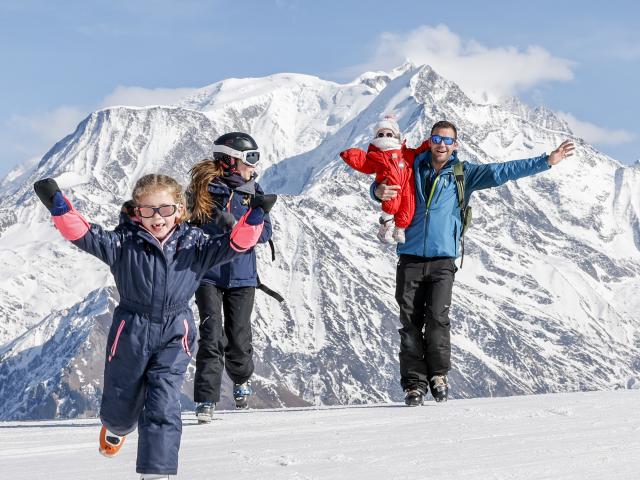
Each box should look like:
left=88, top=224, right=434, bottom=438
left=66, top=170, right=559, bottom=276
left=188, top=158, right=225, bottom=225
left=131, top=174, right=188, bottom=223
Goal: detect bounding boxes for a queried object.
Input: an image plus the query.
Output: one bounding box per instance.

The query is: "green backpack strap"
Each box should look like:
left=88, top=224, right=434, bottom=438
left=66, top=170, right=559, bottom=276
left=453, top=161, right=472, bottom=268
left=453, top=161, right=465, bottom=209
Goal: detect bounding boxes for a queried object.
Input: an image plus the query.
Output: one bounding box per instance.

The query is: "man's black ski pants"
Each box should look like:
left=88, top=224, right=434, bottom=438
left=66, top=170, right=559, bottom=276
left=395, top=255, right=456, bottom=393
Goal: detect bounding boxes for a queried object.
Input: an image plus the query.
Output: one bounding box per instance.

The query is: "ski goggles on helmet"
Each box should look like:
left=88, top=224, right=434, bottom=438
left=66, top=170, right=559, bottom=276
left=430, top=135, right=456, bottom=145
left=213, top=144, right=261, bottom=166
left=136, top=204, right=179, bottom=218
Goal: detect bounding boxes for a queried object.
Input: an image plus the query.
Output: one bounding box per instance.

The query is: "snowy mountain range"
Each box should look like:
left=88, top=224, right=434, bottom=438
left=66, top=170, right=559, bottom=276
left=0, top=63, right=639, bottom=420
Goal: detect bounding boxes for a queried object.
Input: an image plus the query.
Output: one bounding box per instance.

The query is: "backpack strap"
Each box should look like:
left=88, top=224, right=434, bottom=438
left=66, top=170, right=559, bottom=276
left=255, top=188, right=279, bottom=296
left=257, top=283, right=285, bottom=303
left=268, top=239, right=276, bottom=262
left=453, top=161, right=465, bottom=208
left=256, top=274, right=284, bottom=303
left=453, top=161, right=470, bottom=268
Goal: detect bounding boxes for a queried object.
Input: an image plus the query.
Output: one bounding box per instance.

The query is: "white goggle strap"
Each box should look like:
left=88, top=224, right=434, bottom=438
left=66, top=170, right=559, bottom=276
left=212, top=144, right=260, bottom=164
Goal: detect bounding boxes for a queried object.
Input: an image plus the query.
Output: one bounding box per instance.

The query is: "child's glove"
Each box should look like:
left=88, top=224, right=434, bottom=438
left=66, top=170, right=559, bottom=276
left=250, top=194, right=277, bottom=213
left=34, top=178, right=70, bottom=216
left=212, top=208, right=237, bottom=230
left=246, top=194, right=277, bottom=225
left=121, top=200, right=136, bottom=218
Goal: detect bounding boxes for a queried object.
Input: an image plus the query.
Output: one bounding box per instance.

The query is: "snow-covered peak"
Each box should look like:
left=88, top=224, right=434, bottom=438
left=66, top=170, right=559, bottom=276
left=0, top=64, right=638, bottom=420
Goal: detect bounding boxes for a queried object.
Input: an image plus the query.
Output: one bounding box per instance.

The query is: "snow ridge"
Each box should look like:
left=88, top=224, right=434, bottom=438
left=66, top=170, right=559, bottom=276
left=0, top=64, right=638, bottom=420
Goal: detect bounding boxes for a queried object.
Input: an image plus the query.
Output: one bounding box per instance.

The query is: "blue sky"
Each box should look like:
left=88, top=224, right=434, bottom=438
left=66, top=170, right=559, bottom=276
left=1, top=0, right=638, bottom=176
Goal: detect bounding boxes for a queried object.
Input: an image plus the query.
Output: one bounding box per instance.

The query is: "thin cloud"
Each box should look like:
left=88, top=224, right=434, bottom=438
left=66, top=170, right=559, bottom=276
left=10, top=106, right=86, bottom=144
left=100, top=86, right=199, bottom=108
left=1, top=106, right=87, bottom=177
left=610, top=45, right=640, bottom=61
left=558, top=112, right=636, bottom=145
left=349, top=24, right=575, bottom=101
left=275, top=0, right=298, bottom=9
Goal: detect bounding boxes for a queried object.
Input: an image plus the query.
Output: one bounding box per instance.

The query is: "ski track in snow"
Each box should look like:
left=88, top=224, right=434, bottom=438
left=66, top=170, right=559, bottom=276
left=1, top=390, right=639, bottom=480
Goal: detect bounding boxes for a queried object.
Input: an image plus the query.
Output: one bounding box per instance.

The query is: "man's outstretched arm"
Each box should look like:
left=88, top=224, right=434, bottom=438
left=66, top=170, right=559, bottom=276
left=465, top=140, right=575, bottom=194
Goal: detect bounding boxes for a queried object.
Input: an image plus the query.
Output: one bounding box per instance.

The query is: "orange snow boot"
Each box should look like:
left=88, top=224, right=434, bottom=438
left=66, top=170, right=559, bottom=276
left=99, top=425, right=126, bottom=457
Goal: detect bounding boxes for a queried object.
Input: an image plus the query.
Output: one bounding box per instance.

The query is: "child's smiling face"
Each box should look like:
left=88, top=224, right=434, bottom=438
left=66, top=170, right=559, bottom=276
left=135, top=189, right=184, bottom=241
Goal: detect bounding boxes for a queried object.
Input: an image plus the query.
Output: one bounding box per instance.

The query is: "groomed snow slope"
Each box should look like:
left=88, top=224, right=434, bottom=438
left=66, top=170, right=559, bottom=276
left=1, top=390, right=638, bottom=479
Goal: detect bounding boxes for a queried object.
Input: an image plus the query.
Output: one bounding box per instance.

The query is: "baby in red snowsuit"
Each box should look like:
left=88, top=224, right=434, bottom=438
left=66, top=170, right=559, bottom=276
left=340, top=117, right=430, bottom=243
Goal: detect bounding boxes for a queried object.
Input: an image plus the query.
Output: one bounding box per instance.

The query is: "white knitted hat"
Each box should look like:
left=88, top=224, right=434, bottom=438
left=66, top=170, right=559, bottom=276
left=373, top=116, right=401, bottom=141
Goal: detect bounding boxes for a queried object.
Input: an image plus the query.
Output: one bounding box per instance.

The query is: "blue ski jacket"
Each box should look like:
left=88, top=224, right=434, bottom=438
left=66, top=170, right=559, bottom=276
left=198, top=176, right=272, bottom=288
left=373, top=150, right=551, bottom=259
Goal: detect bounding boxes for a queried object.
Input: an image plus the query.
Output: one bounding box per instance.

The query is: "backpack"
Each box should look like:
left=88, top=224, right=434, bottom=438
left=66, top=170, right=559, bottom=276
left=453, top=161, right=472, bottom=267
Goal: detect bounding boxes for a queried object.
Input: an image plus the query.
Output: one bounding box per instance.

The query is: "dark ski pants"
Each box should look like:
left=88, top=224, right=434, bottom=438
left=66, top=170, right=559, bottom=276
left=100, top=306, right=196, bottom=476
left=194, top=284, right=255, bottom=403
left=395, top=255, right=456, bottom=393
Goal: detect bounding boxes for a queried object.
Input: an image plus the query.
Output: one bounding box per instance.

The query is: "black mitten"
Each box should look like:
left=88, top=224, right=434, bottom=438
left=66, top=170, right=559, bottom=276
left=121, top=200, right=136, bottom=218
left=34, top=178, right=69, bottom=216
left=212, top=208, right=237, bottom=230
left=33, top=178, right=61, bottom=210
left=250, top=194, right=277, bottom=214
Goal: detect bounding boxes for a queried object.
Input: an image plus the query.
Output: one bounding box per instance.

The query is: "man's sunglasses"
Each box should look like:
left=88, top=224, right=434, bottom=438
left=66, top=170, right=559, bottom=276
left=377, top=132, right=395, bottom=138
left=136, top=204, right=179, bottom=218
left=430, top=135, right=456, bottom=145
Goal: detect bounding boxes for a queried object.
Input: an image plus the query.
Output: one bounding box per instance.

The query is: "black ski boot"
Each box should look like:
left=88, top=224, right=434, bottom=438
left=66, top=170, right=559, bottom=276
left=195, top=402, right=215, bottom=424
left=404, top=388, right=424, bottom=406
left=233, top=381, right=252, bottom=409
left=430, top=375, right=449, bottom=403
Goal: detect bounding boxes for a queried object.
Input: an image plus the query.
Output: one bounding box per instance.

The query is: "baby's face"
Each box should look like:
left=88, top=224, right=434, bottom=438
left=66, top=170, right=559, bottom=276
left=376, top=128, right=395, bottom=138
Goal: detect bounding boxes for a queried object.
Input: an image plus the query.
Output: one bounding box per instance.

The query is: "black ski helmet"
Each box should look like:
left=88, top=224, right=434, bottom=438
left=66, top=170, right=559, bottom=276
left=213, top=132, right=260, bottom=168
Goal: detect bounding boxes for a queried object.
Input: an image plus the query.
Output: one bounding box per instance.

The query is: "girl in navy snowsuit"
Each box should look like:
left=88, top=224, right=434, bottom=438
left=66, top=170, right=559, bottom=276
left=33, top=173, right=272, bottom=479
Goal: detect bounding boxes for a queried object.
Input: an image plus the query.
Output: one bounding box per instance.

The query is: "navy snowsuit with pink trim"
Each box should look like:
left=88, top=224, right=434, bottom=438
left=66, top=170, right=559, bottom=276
left=69, top=215, right=258, bottom=475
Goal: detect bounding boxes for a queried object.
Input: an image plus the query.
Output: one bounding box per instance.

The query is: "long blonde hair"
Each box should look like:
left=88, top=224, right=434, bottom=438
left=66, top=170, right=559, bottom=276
left=188, top=158, right=225, bottom=224
left=131, top=174, right=188, bottom=223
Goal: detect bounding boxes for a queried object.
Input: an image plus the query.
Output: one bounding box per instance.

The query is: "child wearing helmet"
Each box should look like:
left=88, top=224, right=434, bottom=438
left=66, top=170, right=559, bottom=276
left=188, top=132, right=274, bottom=420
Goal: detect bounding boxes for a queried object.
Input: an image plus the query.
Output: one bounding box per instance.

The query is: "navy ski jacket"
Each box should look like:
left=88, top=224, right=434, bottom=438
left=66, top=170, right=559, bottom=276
left=198, top=176, right=272, bottom=288
left=40, top=187, right=265, bottom=476
left=73, top=218, right=240, bottom=314
left=372, top=150, right=551, bottom=258
left=67, top=216, right=251, bottom=474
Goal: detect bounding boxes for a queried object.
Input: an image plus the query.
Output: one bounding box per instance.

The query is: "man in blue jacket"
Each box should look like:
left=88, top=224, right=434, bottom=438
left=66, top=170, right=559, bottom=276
left=373, top=120, right=575, bottom=406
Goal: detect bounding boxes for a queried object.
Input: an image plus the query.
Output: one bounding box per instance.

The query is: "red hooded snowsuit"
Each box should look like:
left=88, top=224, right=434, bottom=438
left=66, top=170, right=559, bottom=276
left=340, top=139, right=430, bottom=228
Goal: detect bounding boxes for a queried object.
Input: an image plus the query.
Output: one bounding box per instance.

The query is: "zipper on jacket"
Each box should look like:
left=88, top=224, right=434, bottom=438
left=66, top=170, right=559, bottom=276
left=426, top=175, right=441, bottom=208
left=108, top=319, right=126, bottom=362
left=431, top=173, right=451, bottom=206
left=136, top=227, right=170, bottom=317
left=423, top=175, right=441, bottom=256
left=182, top=319, right=192, bottom=356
